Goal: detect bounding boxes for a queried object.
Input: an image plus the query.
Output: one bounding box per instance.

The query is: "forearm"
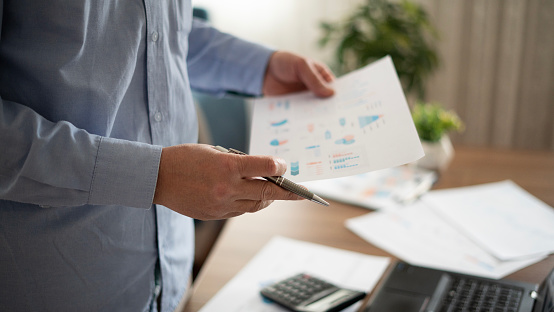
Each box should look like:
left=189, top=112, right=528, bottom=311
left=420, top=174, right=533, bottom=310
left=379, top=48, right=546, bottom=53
left=0, top=98, right=161, bottom=209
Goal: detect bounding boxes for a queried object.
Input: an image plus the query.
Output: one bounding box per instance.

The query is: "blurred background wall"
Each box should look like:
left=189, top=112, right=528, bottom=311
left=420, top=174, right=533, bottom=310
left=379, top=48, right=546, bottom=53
left=191, top=0, right=554, bottom=151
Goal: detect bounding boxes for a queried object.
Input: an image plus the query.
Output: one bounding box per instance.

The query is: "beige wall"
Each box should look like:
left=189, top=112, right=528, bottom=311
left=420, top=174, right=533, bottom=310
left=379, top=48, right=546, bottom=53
left=192, top=0, right=554, bottom=150
left=422, top=0, right=554, bottom=150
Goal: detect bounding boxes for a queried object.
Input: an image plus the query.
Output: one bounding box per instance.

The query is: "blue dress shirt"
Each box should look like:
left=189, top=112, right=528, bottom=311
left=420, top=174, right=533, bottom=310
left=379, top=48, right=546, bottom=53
left=0, top=1, right=273, bottom=311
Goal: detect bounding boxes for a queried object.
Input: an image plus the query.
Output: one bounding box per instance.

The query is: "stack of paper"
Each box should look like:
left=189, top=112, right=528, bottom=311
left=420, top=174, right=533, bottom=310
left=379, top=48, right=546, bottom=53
left=303, top=165, right=437, bottom=211
left=346, top=180, right=554, bottom=279
left=199, top=236, right=390, bottom=312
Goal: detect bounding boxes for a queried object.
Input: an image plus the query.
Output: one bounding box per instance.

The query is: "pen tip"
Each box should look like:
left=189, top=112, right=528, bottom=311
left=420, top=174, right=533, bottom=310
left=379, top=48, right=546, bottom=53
left=313, top=194, right=330, bottom=206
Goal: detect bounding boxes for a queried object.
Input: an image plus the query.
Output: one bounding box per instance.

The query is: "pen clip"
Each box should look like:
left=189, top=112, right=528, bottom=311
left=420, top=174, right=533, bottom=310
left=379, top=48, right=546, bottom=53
left=228, top=148, right=248, bottom=156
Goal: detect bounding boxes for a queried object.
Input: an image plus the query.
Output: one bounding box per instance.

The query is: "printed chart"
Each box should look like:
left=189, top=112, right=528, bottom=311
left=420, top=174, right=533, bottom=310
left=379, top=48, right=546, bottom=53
left=250, top=56, right=424, bottom=182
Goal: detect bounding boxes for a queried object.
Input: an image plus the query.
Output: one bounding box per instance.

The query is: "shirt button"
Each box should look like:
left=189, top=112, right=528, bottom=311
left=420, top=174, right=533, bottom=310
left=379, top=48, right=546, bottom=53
left=154, top=112, right=162, bottom=122
left=151, top=31, right=159, bottom=42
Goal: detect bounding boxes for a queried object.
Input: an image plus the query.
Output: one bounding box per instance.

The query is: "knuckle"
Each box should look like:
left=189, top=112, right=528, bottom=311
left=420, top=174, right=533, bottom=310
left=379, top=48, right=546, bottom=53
left=222, top=153, right=248, bottom=177
left=247, top=200, right=272, bottom=213
left=236, top=157, right=250, bottom=176
left=285, top=191, right=301, bottom=201
left=220, top=154, right=239, bottom=174
left=247, top=201, right=264, bottom=213
left=259, top=182, right=277, bottom=200
left=297, top=56, right=310, bottom=68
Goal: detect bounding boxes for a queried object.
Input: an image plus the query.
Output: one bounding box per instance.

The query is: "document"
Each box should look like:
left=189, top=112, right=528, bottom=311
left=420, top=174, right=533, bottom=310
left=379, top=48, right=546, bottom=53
left=249, top=56, right=424, bottom=182
left=346, top=202, right=545, bottom=279
left=303, top=165, right=437, bottom=211
left=423, top=180, right=554, bottom=261
left=199, top=236, right=390, bottom=312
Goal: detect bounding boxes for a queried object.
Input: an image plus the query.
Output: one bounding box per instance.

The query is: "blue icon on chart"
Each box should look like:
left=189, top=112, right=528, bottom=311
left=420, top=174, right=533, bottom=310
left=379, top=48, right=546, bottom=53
left=358, top=115, right=383, bottom=128
left=291, top=162, right=300, bottom=176
left=270, top=119, right=288, bottom=127
left=270, top=139, right=288, bottom=146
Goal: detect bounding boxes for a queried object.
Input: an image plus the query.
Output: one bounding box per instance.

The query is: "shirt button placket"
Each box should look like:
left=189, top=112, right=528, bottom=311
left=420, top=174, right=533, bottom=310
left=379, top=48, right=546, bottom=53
left=150, top=27, right=162, bottom=126
left=154, top=111, right=162, bottom=122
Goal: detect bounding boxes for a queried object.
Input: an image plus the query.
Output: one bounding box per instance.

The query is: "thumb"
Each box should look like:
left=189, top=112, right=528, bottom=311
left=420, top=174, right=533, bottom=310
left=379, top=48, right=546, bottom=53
left=235, top=154, right=288, bottom=178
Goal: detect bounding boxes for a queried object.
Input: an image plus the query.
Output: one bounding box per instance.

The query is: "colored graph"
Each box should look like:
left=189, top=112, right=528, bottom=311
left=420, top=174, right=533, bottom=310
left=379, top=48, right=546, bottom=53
left=359, top=115, right=383, bottom=128
left=306, top=145, right=321, bottom=157
left=269, top=100, right=290, bottom=111
left=330, top=151, right=361, bottom=171
left=270, top=119, right=288, bottom=127
left=306, top=161, right=324, bottom=176
left=335, top=135, right=355, bottom=145
left=270, top=139, right=288, bottom=146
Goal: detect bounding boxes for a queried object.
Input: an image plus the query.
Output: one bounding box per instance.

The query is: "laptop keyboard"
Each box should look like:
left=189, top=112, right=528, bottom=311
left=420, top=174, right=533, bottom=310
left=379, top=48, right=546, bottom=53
left=438, top=277, right=523, bottom=312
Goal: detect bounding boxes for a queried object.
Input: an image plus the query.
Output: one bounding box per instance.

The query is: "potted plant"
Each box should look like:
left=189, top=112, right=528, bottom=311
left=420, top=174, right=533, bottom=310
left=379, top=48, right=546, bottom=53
left=411, top=101, right=464, bottom=171
left=318, top=0, right=440, bottom=100
left=318, top=0, right=465, bottom=171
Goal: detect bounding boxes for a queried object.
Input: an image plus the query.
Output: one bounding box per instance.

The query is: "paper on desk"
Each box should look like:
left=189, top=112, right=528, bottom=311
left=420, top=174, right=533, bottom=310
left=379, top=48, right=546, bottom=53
left=303, top=165, right=437, bottom=211
left=249, top=56, right=424, bottom=182
left=346, top=202, right=545, bottom=279
left=199, top=236, right=390, bottom=312
left=423, top=180, right=554, bottom=261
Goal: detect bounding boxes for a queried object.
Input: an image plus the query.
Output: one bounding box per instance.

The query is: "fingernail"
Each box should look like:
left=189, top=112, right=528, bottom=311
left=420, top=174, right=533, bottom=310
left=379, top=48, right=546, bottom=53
left=274, top=158, right=287, bottom=174
left=319, top=87, right=335, bottom=97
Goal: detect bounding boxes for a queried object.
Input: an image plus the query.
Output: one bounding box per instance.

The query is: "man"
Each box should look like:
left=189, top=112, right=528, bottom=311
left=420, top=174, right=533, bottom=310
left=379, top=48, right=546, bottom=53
left=0, top=1, right=334, bottom=311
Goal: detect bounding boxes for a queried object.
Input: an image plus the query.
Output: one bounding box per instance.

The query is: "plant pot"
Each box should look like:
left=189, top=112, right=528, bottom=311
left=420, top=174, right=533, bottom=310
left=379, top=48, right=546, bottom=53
left=417, top=135, right=454, bottom=171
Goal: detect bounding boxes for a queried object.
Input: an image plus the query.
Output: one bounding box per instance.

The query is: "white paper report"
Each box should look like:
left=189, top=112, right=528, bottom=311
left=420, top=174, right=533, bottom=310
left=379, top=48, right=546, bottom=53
left=249, top=56, right=424, bottom=182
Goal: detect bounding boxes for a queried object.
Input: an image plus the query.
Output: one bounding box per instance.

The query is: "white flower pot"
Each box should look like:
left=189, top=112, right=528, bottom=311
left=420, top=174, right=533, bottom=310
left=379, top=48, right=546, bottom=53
left=417, top=135, right=454, bottom=171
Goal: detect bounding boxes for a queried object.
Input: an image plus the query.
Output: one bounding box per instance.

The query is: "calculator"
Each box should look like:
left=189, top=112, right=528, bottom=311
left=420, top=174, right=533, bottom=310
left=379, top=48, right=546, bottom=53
left=260, top=273, right=366, bottom=312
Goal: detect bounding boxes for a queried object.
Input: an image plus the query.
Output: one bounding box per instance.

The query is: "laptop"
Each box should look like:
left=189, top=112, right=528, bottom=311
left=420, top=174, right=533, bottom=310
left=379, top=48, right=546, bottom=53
left=364, top=261, right=554, bottom=312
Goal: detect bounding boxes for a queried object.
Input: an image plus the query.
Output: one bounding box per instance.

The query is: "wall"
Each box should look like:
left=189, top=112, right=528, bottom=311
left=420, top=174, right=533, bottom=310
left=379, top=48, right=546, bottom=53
left=422, top=0, right=554, bottom=150
left=191, top=0, right=554, bottom=150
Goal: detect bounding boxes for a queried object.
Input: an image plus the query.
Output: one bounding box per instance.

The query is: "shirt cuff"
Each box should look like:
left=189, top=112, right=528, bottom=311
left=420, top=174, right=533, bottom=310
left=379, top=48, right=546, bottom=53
left=88, top=137, right=162, bottom=209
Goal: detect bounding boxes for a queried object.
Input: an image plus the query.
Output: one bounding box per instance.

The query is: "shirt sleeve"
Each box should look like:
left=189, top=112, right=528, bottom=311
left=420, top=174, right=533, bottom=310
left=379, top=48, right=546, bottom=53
left=0, top=98, right=161, bottom=209
left=187, top=18, right=275, bottom=96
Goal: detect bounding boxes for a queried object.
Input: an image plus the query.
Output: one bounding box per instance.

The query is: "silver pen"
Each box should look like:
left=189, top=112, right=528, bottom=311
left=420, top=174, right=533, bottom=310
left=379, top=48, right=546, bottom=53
left=213, top=146, right=330, bottom=206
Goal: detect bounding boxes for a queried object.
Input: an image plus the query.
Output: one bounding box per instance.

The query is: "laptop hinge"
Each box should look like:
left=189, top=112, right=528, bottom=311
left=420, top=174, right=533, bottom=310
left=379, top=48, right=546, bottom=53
left=426, top=274, right=452, bottom=312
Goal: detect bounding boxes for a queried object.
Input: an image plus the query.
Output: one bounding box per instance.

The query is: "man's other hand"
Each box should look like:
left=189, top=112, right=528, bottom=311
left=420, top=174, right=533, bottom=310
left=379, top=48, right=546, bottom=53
left=262, top=51, right=335, bottom=98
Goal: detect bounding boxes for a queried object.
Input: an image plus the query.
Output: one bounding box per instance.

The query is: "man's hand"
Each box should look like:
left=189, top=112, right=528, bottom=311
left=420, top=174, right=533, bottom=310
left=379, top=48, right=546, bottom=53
left=263, top=51, right=335, bottom=98
left=153, top=144, right=302, bottom=220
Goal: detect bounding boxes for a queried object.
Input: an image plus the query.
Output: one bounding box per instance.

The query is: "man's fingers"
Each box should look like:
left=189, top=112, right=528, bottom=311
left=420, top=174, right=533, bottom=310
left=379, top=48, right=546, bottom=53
left=216, top=200, right=273, bottom=219
left=233, top=154, right=288, bottom=178
left=218, top=211, right=246, bottom=219
left=298, top=59, right=335, bottom=98
left=232, top=179, right=304, bottom=202
left=233, top=199, right=274, bottom=213
left=314, top=62, right=335, bottom=83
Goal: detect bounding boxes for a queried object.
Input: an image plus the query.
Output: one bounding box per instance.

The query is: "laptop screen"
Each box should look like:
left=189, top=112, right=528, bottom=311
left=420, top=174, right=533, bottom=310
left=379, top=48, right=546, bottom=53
left=535, top=268, right=554, bottom=312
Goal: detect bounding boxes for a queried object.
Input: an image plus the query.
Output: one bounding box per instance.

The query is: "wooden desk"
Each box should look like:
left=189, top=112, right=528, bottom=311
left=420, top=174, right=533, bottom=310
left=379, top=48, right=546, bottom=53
left=184, top=146, right=554, bottom=311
